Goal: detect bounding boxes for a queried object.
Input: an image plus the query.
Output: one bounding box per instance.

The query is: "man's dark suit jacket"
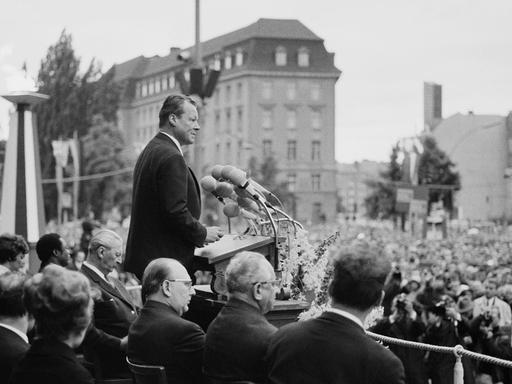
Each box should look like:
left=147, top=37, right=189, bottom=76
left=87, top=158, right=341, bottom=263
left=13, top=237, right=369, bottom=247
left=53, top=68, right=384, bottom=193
left=266, top=311, right=405, bottom=384
left=204, top=298, right=277, bottom=383
left=0, top=326, right=29, bottom=383
left=124, top=133, right=206, bottom=278
left=9, top=338, right=94, bottom=384
left=81, top=263, right=138, bottom=378
left=128, top=300, right=205, bottom=384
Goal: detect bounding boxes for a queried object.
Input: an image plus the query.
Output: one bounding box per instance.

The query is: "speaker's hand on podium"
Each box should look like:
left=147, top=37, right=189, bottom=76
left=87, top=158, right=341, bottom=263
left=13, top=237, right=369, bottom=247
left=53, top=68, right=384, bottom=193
left=204, top=226, right=225, bottom=245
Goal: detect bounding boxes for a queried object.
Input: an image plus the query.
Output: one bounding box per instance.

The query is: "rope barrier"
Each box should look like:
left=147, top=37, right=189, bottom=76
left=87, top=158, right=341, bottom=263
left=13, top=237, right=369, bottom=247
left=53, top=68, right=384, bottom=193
left=367, top=331, right=512, bottom=384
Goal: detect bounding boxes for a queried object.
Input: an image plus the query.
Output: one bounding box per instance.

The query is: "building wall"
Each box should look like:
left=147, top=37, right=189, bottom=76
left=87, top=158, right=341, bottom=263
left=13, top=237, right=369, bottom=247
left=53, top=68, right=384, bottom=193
left=432, top=113, right=507, bottom=220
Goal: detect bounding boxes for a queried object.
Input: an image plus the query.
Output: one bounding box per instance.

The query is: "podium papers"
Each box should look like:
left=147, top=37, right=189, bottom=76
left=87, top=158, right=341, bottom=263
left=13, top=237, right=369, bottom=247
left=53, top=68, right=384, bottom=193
left=194, top=234, right=278, bottom=295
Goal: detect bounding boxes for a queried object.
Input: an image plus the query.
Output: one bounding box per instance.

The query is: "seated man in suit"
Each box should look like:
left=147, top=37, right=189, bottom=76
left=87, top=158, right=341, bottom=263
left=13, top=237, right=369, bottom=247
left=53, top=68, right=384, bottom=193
left=81, top=229, right=138, bottom=378
left=204, top=251, right=278, bottom=383
left=128, top=258, right=205, bottom=384
left=0, top=272, right=31, bottom=383
left=36, top=233, right=71, bottom=270
left=266, top=241, right=406, bottom=384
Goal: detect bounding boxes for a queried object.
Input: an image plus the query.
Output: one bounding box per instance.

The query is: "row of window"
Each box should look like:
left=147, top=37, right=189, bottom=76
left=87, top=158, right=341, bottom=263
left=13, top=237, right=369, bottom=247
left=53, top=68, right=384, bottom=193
left=262, top=139, right=322, bottom=161
left=275, top=46, right=311, bottom=67
left=136, top=72, right=179, bottom=99
left=212, top=82, right=244, bottom=106
left=214, top=107, right=244, bottom=134
left=262, top=108, right=322, bottom=130
left=261, top=81, right=321, bottom=101
left=287, top=173, right=322, bottom=192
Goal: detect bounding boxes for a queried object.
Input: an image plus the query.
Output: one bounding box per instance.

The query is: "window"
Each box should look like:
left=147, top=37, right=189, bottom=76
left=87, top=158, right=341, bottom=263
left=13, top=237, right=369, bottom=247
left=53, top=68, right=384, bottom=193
left=225, top=85, right=231, bottom=103
left=215, top=143, right=221, bottom=162
left=298, top=47, right=310, bottom=67
left=225, top=141, right=232, bottom=163
left=148, top=79, right=154, bottom=95
left=214, top=55, right=221, bottom=70
left=161, top=76, right=168, bottom=91
left=263, top=140, right=272, bottom=157
left=225, top=52, right=232, bottom=70
left=312, top=173, right=321, bottom=191
left=155, top=78, right=161, bottom=93
left=214, top=111, right=220, bottom=133
left=311, top=110, right=321, bottom=130
left=287, top=173, right=297, bottom=192
left=225, top=108, right=231, bottom=133
left=141, top=81, right=148, bottom=97
left=311, top=82, right=321, bottom=100
left=136, top=82, right=141, bottom=98
left=237, top=82, right=243, bottom=100
left=214, top=89, right=220, bottom=106
left=286, top=109, right=297, bottom=129
left=262, top=109, right=273, bottom=130
left=275, top=46, right=287, bottom=66
left=287, top=82, right=297, bottom=100
left=262, top=81, right=272, bottom=99
left=312, top=140, right=321, bottom=161
left=168, top=73, right=175, bottom=89
left=237, top=140, right=243, bottom=164
left=237, top=107, right=243, bottom=132
left=235, top=49, right=244, bottom=66
left=287, top=140, right=297, bottom=161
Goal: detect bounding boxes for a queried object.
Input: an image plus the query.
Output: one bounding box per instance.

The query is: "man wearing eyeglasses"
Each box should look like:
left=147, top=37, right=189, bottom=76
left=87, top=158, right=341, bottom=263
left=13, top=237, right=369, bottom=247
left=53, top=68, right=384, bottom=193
left=128, top=258, right=205, bottom=384
left=81, top=229, right=139, bottom=379
left=204, top=251, right=278, bottom=383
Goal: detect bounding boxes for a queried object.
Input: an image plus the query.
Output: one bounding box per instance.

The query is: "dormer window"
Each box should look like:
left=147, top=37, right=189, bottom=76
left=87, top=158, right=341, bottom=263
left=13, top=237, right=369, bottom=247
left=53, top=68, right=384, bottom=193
left=214, top=54, right=221, bottom=70
left=275, top=46, right=287, bottom=66
left=225, top=51, right=232, bottom=70
left=235, top=49, right=244, bottom=66
left=298, top=47, right=310, bottom=67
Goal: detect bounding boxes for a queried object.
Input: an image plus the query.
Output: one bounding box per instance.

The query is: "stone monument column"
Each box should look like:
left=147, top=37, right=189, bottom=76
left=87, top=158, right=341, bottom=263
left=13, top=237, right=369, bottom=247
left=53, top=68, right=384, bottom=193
left=0, top=92, right=48, bottom=273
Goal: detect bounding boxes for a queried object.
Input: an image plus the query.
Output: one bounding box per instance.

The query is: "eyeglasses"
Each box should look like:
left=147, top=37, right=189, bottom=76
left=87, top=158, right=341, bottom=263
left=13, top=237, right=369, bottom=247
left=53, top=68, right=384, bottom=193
left=252, top=279, right=280, bottom=288
left=165, top=279, right=193, bottom=288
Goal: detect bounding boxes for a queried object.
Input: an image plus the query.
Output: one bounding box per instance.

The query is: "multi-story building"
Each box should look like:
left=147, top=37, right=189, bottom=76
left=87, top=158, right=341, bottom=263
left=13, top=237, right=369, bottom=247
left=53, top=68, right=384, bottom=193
left=336, top=161, right=387, bottom=219
left=425, top=83, right=512, bottom=221
left=110, top=18, right=341, bottom=224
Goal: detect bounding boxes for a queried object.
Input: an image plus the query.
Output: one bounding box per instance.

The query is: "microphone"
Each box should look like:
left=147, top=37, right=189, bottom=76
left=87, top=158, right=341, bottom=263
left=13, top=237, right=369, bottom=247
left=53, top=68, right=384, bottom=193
left=200, top=176, right=225, bottom=204
left=223, top=202, right=259, bottom=221
left=215, top=182, right=235, bottom=199
left=220, top=165, right=237, bottom=180
left=237, top=196, right=260, bottom=213
left=227, top=167, right=270, bottom=204
left=211, top=164, right=224, bottom=180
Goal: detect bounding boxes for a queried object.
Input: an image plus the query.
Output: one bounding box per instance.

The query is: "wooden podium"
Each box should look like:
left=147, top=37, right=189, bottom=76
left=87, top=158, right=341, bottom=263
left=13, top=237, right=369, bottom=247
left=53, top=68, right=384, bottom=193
left=194, top=234, right=279, bottom=296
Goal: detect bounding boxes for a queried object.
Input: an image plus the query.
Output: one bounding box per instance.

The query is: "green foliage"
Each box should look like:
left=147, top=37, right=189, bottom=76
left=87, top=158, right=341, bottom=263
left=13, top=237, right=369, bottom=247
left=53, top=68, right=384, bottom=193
left=81, top=116, right=135, bottom=218
left=364, top=135, right=460, bottom=219
left=34, top=30, right=121, bottom=220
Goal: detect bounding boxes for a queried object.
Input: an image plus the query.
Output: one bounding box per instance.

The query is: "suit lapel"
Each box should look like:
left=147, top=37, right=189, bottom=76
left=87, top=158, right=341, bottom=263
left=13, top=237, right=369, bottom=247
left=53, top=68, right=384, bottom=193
left=189, top=167, right=201, bottom=204
left=82, top=264, right=135, bottom=310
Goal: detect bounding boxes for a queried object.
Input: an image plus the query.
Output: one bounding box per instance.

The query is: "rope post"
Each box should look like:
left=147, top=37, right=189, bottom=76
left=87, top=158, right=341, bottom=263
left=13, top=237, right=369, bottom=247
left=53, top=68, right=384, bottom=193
left=453, top=344, right=464, bottom=384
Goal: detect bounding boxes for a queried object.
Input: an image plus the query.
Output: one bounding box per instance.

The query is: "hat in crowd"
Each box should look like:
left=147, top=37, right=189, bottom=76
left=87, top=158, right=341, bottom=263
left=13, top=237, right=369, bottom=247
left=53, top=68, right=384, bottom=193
left=456, top=284, right=472, bottom=297
left=457, top=296, right=474, bottom=315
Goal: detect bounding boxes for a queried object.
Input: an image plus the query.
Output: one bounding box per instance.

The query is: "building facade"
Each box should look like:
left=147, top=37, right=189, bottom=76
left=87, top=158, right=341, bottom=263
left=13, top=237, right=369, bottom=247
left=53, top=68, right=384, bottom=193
left=426, top=84, right=512, bottom=221
left=111, top=19, right=341, bottom=224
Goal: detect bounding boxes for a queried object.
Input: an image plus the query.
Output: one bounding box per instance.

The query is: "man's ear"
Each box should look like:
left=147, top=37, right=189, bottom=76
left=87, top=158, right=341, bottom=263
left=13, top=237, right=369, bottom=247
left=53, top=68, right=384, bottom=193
left=253, top=283, right=263, bottom=301
left=97, top=246, right=105, bottom=260
left=168, top=114, right=176, bottom=127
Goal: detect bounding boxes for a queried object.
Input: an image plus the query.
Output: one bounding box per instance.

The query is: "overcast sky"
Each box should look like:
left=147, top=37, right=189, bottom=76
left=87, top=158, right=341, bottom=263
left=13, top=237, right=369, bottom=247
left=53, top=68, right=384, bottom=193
left=1, top=0, right=511, bottom=163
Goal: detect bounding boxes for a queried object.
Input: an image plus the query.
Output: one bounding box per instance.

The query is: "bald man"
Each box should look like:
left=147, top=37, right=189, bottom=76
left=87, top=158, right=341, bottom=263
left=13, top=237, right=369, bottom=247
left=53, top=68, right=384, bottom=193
left=128, top=258, right=205, bottom=384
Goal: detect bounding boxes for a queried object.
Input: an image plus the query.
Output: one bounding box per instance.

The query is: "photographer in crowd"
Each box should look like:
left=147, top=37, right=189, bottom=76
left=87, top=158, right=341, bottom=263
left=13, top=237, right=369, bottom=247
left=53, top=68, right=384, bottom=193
left=371, top=293, right=427, bottom=384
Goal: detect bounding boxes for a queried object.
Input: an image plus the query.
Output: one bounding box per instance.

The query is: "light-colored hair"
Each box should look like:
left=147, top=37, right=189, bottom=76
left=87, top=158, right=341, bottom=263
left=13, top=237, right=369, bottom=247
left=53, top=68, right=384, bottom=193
left=88, top=229, right=122, bottom=255
left=225, top=252, right=272, bottom=294
left=24, top=264, right=92, bottom=340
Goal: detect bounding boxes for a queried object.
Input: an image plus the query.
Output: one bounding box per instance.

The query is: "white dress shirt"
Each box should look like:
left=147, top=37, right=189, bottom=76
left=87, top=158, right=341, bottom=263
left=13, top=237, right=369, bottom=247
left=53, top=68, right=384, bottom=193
left=159, top=131, right=183, bottom=156
left=325, top=307, right=365, bottom=330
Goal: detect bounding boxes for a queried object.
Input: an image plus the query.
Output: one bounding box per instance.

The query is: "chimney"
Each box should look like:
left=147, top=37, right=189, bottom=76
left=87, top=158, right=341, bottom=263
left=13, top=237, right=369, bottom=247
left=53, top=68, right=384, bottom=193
left=424, top=82, right=443, bottom=131
left=170, top=47, right=181, bottom=58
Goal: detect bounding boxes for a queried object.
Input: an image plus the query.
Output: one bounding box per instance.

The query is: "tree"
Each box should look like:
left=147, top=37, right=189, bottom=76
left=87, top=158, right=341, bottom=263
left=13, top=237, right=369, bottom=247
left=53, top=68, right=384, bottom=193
left=34, top=30, right=120, bottom=219
left=365, top=135, right=460, bottom=221
left=81, top=115, right=135, bottom=219
left=248, top=156, right=297, bottom=215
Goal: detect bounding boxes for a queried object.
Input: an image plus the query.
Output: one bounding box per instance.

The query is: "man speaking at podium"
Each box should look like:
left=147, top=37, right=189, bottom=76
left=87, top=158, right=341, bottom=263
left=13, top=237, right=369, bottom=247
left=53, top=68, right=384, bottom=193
left=125, top=94, right=223, bottom=279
